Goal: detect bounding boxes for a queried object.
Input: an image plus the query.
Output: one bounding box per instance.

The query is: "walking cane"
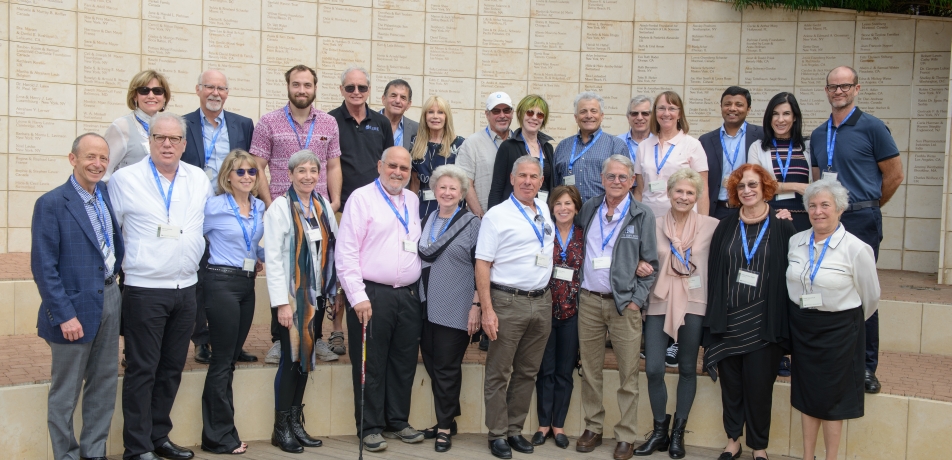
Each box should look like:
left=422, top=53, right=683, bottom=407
left=359, top=320, right=367, bottom=460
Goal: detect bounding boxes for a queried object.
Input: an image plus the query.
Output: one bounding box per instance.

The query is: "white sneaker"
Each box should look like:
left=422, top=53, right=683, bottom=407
left=265, top=341, right=281, bottom=364
left=314, top=339, right=340, bottom=362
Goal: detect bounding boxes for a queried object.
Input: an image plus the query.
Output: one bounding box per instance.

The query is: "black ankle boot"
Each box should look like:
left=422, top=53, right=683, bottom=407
left=668, top=417, right=687, bottom=458
left=289, top=405, right=323, bottom=447
left=634, top=414, right=670, bottom=456
left=272, top=410, right=304, bottom=453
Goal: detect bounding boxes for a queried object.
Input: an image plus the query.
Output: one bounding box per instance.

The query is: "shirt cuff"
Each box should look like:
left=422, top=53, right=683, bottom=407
left=347, top=290, right=369, bottom=306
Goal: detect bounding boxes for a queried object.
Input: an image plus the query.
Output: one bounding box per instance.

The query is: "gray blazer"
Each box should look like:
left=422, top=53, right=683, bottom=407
left=401, top=116, right=419, bottom=150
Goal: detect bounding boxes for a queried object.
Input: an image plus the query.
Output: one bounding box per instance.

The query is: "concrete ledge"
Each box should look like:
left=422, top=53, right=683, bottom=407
left=3, top=363, right=952, bottom=459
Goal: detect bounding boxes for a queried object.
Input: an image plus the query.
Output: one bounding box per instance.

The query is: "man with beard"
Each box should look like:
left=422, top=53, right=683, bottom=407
left=182, top=69, right=256, bottom=365
left=251, top=64, right=343, bottom=364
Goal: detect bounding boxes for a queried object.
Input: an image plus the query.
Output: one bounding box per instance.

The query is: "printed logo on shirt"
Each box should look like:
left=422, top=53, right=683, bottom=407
left=365, top=125, right=380, bottom=131
left=620, top=225, right=639, bottom=239
left=320, top=136, right=328, bottom=141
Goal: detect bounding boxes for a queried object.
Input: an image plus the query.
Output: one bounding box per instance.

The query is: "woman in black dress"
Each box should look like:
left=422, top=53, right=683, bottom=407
left=703, top=164, right=796, bottom=460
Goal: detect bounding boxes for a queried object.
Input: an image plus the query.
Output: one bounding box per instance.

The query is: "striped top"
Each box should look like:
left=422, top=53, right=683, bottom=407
left=769, top=139, right=810, bottom=210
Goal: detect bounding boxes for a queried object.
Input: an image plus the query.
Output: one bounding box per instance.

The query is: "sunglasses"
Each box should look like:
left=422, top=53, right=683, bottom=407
left=736, top=181, right=760, bottom=191
left=525, top=109, right=545, bottom=119
left=343, top=84, right=369, bottom=94
left=489, top=107, right=513, bottom=115
left=235, top=168, right=258, bottom=177
left=628, top=111, right=650, bottom=117
left=136, top=86, right=166, bottom=96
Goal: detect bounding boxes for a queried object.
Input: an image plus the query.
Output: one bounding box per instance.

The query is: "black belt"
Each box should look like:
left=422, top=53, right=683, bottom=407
left=717, top=200, right=738, bottom=209
left=105, top=275, right=116, bottom=286
left=845, top=200, right=879, bottom=212
left=490, top=283, right=549, bottom=298
left=580, top=288, right=613, bottom=300
left=207, top=264, right=255, bottom=278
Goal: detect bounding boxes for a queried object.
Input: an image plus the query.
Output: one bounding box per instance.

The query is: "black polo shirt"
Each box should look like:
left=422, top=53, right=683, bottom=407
left=328, top=101, right=395, bottom=207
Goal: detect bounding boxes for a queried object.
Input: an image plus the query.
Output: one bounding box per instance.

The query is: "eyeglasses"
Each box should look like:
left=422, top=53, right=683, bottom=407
left=235, top=168, right=257, bottom=177
left=525, top=109, right=545, bottom=119
left=489, top=107, right=513, bottom=115
left=655, top=106, right=680, bottom=113
left=671, top=257, right=697, bottom=277
left=151, top=134, right=183, bottom=145
left=735, top=181, right=760, bottom=191
left=825, top=83, right=856, bottom=93
left=384, top=161, right=411, bottom=173
left=628, top=111, right=650, bottom=118
left=603, top=173, right=630, bottom=183
left=200, top=84, right=229, bottom=93
left=136, top=86, right=166, bottom=96
left=343, top=84, right=369, bottom=94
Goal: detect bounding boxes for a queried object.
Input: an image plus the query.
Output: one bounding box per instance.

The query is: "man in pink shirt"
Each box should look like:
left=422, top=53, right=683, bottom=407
left=335, top=146, right=425, bottom=453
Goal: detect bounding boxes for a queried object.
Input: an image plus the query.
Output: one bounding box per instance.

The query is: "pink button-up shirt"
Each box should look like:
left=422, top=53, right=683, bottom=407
left=250, top=103, right=341, bottom=200
left=335, top=181, right=422, bottom=305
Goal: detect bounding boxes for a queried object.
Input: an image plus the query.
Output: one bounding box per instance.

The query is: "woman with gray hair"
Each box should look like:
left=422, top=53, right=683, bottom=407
left=785, top=178, right=880, bottom=460
left=263, top=149, right=338, bottom=453
left=416, top=164, right=482, bottom=453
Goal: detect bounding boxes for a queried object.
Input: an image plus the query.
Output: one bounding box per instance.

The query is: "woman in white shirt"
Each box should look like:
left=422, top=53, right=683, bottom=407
left=785, top=178, right=880, bottom=460
left=103, top=70, right=171, bottom=180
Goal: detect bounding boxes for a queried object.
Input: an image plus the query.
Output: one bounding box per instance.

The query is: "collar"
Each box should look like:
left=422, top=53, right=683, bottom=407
left=601, top=194, right=631, bottom=220
left=840, top=107, right=864, bottom=126
left=650, top=130, right=685, bottom=146
left=69, top=175, right=96, bottom=202
left=203, top=110, right=225, bottom=125
left=575, top=127, right=603, bottom=144
left=627, top=131, right=651, bottom=143
left=488, top=128, right=513, bottom=141
left=719, top=122, right=747, bottom=138
left=377, top=109, right=405, bottom=129
left=796, top=224, right=847, bottom=249
left=285, top=103, right=317, bottom=122
left=340, top=101, right=371, bottom=121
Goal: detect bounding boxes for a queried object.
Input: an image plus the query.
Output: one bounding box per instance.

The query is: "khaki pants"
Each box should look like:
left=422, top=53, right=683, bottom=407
left=484, top=288, right=552, bottom=440
left=578, top=290, right=642, bottom=443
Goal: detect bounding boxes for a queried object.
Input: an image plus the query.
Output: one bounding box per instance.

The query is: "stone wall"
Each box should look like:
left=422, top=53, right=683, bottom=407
left=1, top=0, right=951, bottom=273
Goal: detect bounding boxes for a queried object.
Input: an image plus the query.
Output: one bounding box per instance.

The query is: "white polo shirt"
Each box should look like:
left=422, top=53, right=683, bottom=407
left=475, top=195, right=555, bottom=291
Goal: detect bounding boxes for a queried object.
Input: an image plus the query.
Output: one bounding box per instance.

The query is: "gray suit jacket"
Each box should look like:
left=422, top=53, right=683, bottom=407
left=401, top=116, right=419, bottom=150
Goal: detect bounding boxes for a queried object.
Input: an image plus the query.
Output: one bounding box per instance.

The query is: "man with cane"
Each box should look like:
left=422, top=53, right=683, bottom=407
left=336, top=146, right=425, bottom=453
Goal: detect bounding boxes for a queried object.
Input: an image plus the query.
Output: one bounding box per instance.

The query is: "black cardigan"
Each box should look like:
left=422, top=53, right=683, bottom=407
left=702, top=206, right=797, bottom=349
left=487, top=128, right=555, bottom=209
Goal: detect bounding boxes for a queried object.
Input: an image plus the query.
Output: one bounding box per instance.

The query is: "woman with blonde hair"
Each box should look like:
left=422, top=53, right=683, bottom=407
left=104, top=70, right=172, bottom=180
left=410, top=96, right=465, bottom=218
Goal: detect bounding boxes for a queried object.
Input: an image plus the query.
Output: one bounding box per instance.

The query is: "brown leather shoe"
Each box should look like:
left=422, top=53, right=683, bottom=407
left=576, top=429, right=603, bottom=452
left=613, top=441, right=635, bottom=460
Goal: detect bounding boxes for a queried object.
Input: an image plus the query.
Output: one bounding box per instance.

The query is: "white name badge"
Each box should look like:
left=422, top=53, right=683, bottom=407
left=736, top=269, right=759, bottom=286
left=800, top=293, right=823, bottom=308
left=205, top=168, right=216, bottom=181
left=564, top=175, right=576, bottom=186
left=688, top=275, right=702, bottom=290
left=648, top=180, right=666, bottom=193
left=305, top=228, right=323, bottom=244
left=776, top=192, right=796, bottom=201
left=537, top=191, right=549, bottom=203
left=553, top=266, right=574, bottom=281
left=822, top=171, right=838, bottom=182
left=593, top=257, right=611, bottom=269
left=403, top=240, right=418, bottom=253
left=157, top=224, right=181, bottom=239
left=104, top=250, right=116, bottom=272
left=422, top=189, right=435, bottom=201
left=242, top=258, right=256, bottom=272
left=536, top=252, right=550, bottom=267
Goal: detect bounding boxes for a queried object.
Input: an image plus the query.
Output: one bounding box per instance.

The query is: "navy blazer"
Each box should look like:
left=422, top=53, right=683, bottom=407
left=699, top=123, right=764, bottom=216
left=32, top=179, right=125, bottom=344
left=182, top=109, right=254, bottom=169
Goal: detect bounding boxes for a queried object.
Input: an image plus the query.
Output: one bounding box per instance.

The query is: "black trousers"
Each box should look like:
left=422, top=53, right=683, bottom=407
left=420, top=318, right=470, bottom=429
left=346, top=282, right=423, bottom=435
left=191, top=241, right=211, bottom=346
left=201, top=271, right=256, bottom=453
left=121, top=285, right=197, bottom=459
left=717, top=343, right=784, bottom=450
left=272, top=306, right=311, bottom=411
left=536, top=315, right=578, bottom=428
left=840, top=207, right=882, bottom=373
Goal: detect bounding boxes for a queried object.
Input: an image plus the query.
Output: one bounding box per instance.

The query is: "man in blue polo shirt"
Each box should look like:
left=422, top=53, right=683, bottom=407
left=810, top=65, right=904, bottom=394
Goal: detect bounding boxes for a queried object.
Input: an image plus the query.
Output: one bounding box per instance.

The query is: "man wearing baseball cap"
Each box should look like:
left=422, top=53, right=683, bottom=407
left=457, top=92, right=515, bottom=218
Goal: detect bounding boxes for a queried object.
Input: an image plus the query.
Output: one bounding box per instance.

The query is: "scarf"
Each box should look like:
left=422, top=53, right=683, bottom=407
left=652, top=210, right=698, bottom=341
left=285, top=187, right=338, bottom=372
left=739, top=202, right=770, bottom=224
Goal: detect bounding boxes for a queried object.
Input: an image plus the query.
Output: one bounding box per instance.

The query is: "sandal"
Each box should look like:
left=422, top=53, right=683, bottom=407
left=329, top=331, right=346, bottom=355
left=231, top=442, right=247, bottom=455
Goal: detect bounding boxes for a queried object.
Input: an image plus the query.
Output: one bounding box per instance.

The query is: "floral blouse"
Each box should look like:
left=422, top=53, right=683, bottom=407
left=550, top=225, right=584, bottom=320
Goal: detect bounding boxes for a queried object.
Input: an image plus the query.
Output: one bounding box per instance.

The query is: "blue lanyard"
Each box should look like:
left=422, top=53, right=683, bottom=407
left=523, top=133, right=543, bottom=170
left=739, top=217, right=769, bottom=266
left=148, top=158, right=177, bottom=223
left=654, top=143, right=676, bottom=175
left=93, top=188, right=111, bottom=250
left=825, top=106, right=857, bottom=171
left=296, top=194, right=314, bottom=218
left=555, top=224, right=573, bottom=261
left=624, top=135, right=637, bottom=164
left=720, top=122, right=746, bottom=170
left=807, top=226, right=836, bottom=286
left=285, top=106, right=315, bottom=150
left=598, top=196, right=631, bottom=251
left=200, top=115, right=225, bottom=167
left=134, top=114, right=149, bottom=134
left=509, top=194, right=544, bottom=248
left=429, top=206, right=461, bottom=243
left=225, top=194, right=258, bottom=256
left=670, top=243, right=691, bottom=271
left=375, top=179, right=409, bottom=234
left=485, top=127, right=499, bottom=148
left=569, top=130, right=601, bottom=172
left=773, top=138, right=793, bottom=182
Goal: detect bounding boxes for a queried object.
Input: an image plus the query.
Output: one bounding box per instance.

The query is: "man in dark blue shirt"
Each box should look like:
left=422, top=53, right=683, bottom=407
left=810, top=65, right=904, bottom=394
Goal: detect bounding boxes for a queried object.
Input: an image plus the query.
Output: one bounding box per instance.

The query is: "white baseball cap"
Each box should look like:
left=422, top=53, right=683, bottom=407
left=485, top=92, right=513, bottom=111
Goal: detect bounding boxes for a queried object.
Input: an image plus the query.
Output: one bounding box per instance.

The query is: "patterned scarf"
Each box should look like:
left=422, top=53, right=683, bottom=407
left=285, top=187, right=338, bottom=372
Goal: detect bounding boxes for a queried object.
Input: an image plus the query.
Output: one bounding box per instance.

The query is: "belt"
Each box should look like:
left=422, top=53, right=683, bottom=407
left=105, top=274, right=116, bottom=286
left=207, top=264, right=256, bottom=279
left=717, top=200, right=738, bottom=209
left=845, top=200, right=879, bottom=212
left=490, top=283, right=549, bottom=298
left=580, top=288, right=613, bottom=300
